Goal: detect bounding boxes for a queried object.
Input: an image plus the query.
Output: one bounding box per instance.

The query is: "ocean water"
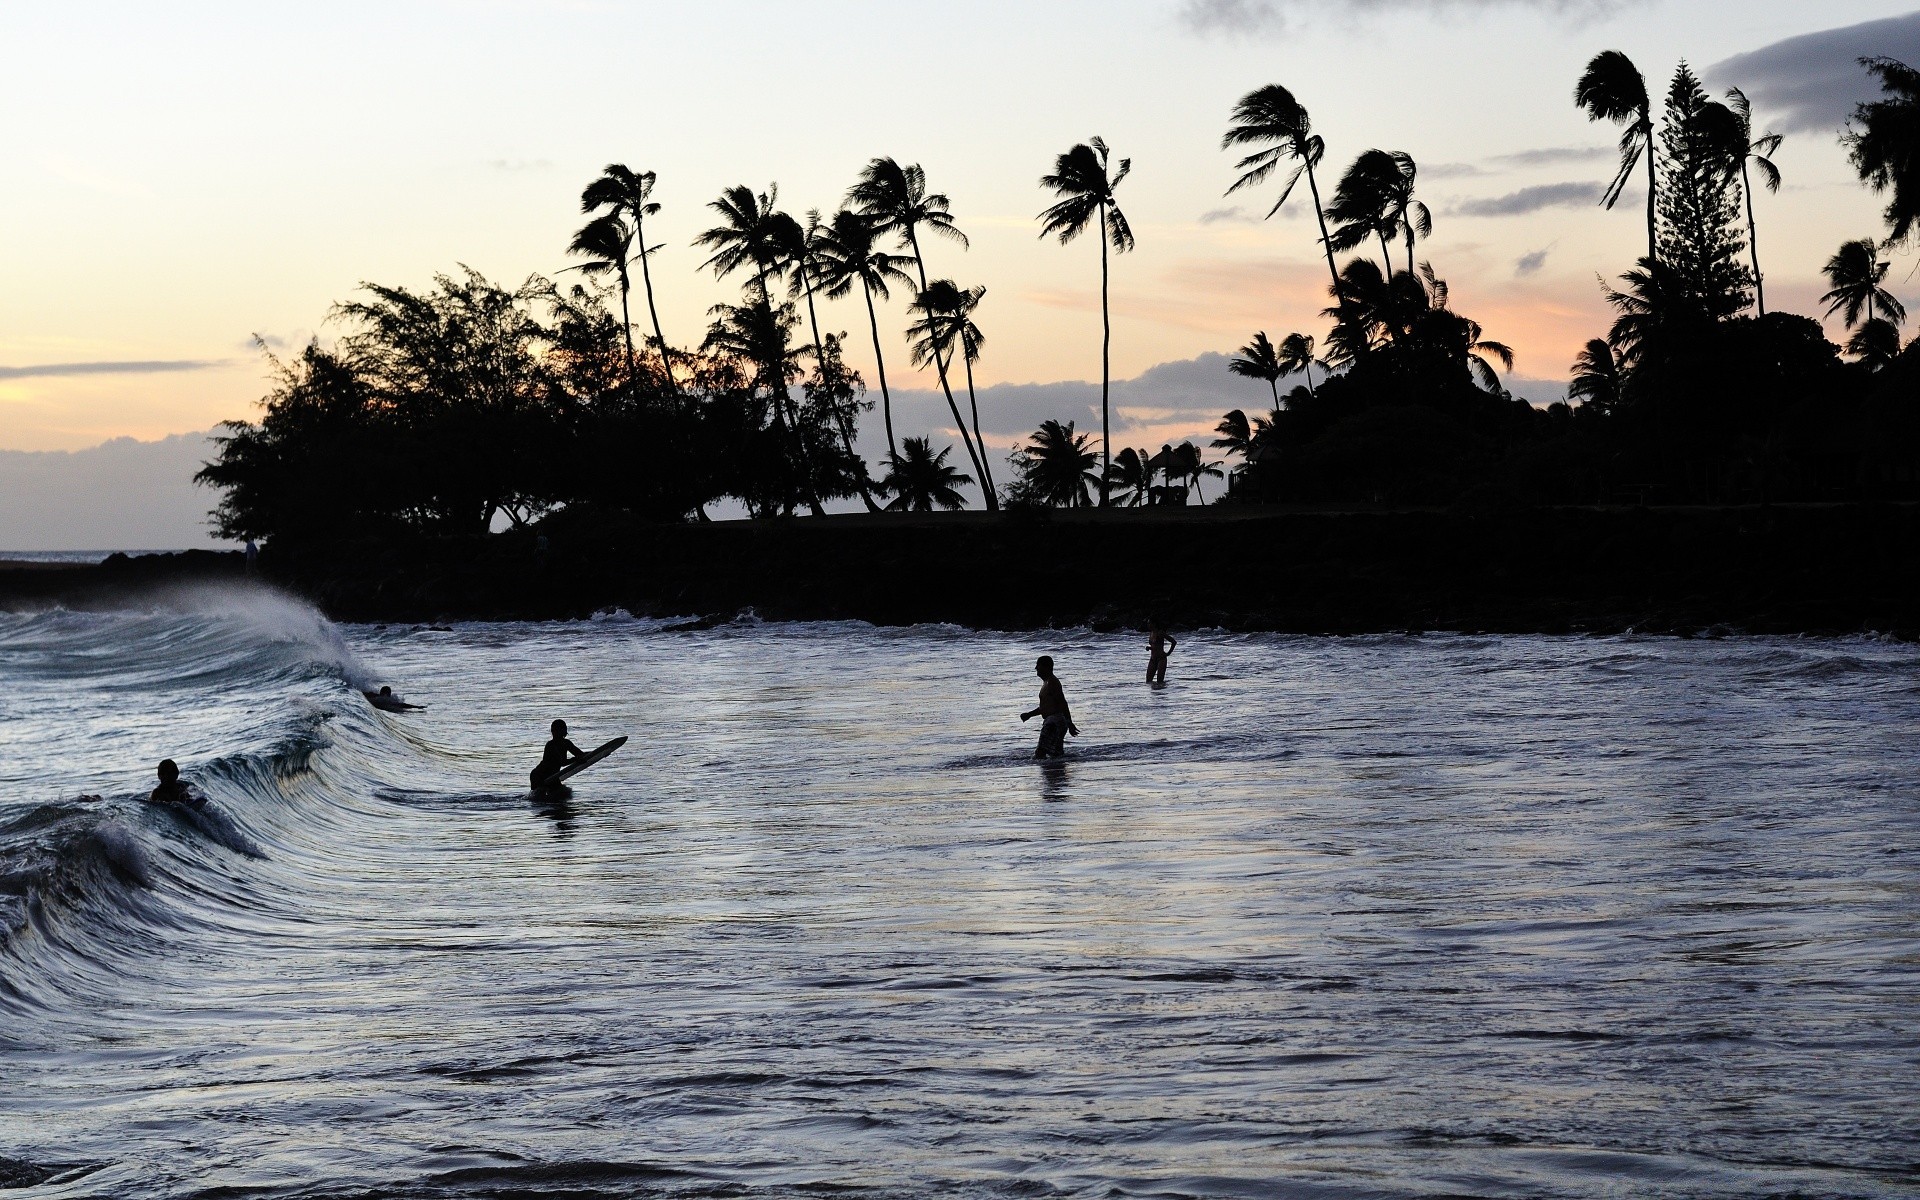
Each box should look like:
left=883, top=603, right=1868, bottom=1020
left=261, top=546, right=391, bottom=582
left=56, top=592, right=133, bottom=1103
left=2, top=588, right=1917, bottom=1198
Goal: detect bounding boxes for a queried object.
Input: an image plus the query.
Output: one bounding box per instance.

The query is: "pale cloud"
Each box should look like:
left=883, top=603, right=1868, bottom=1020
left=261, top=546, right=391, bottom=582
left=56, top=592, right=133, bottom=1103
left=1707, top=12, right=1920, bottom=135
left=1491, top=145, right=1616, bottom=168
left=1450, top=181, right=1605, bottom=217
left=1177, top=0, right=1635, bottom=36
left=1515, top=248, right=1552, bottom=276
left=0, top=360, right=227, bottom=381
left=1198, top=205, right=1258, bottom=225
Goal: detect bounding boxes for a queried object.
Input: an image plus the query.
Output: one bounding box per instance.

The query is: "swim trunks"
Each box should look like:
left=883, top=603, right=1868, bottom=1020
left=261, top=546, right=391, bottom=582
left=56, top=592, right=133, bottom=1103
left=1036, top=713, right=1068, bottom=759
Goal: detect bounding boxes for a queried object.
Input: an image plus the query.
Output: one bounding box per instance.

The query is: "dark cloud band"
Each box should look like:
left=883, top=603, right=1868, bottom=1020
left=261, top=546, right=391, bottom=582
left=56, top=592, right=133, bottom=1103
left=1708, top=13, right=1920, bottom=135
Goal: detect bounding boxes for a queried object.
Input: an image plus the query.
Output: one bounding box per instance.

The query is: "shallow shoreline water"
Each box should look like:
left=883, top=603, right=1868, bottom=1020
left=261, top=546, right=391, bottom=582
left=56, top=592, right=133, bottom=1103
left=2, top=594, right=1917, bottom=1197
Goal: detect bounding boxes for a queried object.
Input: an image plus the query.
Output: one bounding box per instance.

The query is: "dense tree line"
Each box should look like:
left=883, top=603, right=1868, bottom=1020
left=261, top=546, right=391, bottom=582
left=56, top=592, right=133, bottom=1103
left=202, top=53, right=1920, bottom=540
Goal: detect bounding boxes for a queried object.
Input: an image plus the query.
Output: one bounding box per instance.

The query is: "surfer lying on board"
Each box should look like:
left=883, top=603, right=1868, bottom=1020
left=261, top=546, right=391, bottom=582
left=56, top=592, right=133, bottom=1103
left=1020, top=656, right=1079, bottom=760
left=149, top=759, right=204, bottom=808
left=364, top=686, right=425, bottom=713
left=530, top=720, right=585, bottom=790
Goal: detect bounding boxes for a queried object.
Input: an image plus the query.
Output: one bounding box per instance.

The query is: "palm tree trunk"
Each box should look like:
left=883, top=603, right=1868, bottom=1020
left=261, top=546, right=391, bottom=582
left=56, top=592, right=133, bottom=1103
left=1305, top=361, right=1316, bottom=397
left=633, top=212, right=673, bottom=388
left=617, top=263, right=637, bottom=384
left=961, top=348, right=995, bottom=501
left=1305, top=156, right=1341, bottom=298
left=1268, top=376, right=1279, bottom=407
left=1741, top=159, right=1764, bottom=315
left=1642, top=116, right=1658, bottom=266
left=1099, top=203, right=1112, bottom=507
left=1405, top=230, right=1416, bottom=278
left=1378, top=232, right=1395, bottom=280
left=861, top=278, right=898, bottom=460
left=906, top=226, right=992, bottom=508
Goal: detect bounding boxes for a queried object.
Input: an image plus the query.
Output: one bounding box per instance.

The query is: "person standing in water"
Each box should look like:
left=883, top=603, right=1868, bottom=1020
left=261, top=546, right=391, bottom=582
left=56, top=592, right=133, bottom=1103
left=1020, top=656, right=1079, bottom=759
left=530, top=719, right=584, bottom=789
left=1147, top=620, right=1178, bottom=686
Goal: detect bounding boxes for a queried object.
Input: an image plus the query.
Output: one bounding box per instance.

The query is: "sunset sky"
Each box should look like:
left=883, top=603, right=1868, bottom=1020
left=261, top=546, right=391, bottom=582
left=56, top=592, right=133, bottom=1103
left=2, top=0, right=1916, bottom=456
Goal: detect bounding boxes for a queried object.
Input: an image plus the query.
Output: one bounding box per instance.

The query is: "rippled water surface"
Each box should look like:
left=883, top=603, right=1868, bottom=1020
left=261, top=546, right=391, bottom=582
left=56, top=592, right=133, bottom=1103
left=2, top=589, right=1917, bottom=1198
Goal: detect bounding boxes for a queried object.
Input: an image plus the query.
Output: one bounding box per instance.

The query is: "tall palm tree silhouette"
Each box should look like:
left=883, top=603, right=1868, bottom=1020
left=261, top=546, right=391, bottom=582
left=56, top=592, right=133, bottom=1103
left=783, top=212, right=883, bottom=512
left=880, top=437, right=972, bottom=512
left=1846, top=58, right=1920, bottom=250
left=1716, top=89, right=1784, bottom=315
left=1822, top=239, right=1906, bottom=330
left=565, top=213, right=639, bottom=382
left=1576, top=51, right=1658, bottom=264
left=811, top=209, right=918, bottom=461
left=695, top=184, right=802, bottom=299
left=1276, top=332, right=1325, bottom=397
left=845, top=158, right=981, bottom=489
left=1223, top=84, right=1341, bottom=298
left=1229, top=333, right=1284, bottom=406
left=1327, top=150, right=1428, bottom=277
left=580, top=165, right=673, bottom=383
left=908, top=281, right=995, bottom=505
left=1039, top=137, right=1135, bottom=506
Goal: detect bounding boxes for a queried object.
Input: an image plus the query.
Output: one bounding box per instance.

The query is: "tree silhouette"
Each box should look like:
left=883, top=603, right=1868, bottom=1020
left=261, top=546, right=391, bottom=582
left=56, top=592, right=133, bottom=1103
left=695, top=184, right=801, bottom=298
left=1106, top=446, right=1154, bottom=507
left=879, top=437, right=971, bottom=511
left=845, top=158, right=982, bottom=494
left=702, top=292, right=818, bottom=515
left=1604, top=256, right=1699, bottom=368
left=1569, top=338, right=1624, bottom=414
left=580, top=165, right=673, bottom=383
left=1276, top=332, right=1326, bottom=397
left=1822, top=238, right=1906, bottom=329
left=565, top=213, right=639, bottom=382
left=1039, top=137, right=1135, bottom=506
left=1223, top=84, right=1342, bottom=297
left=1171, top=441, right=1225, bottom=504
left=1658, top=65, right=1754, bottom=319
left=1846, top=57, right=1920, bottom=249
left=1229, top=332, right=1284, bottom=406
left=1577, top=50, right=1658, bottom=264
left=907, top=280, right=996, bottom=505
left=1014, top=419, right=1100, bottom=507
left=1327, top=150, right=1428, bottom=277
left=1712, top=89, right=1784, bottom=315
left=1848, top=318, right=1904, bottom=370
left=810, top=209, right=917, bottom=461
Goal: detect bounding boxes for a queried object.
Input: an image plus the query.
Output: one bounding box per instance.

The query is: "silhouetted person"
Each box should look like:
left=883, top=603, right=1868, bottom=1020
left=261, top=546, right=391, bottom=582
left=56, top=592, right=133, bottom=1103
left=1020, top=656, right=1079, bottom=759
left=1147, top=620, right=1178, bottom=686
left=530, top=719, right=583, bottom=790
left=149, top=759, right=199, bottom=807
left=364, top=685, right=424, bottom=713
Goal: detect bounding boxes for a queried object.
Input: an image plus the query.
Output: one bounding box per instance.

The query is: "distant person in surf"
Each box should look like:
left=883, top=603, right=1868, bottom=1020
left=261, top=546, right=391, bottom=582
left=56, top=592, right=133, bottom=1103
left=1020, top=656, right=1079, bottom=759
left=148, top=759, right=201, bottom=808
left=530, top=719, right=585, bottom=790
left=1147, top=619, right=1178, bottom=686
left=364, top=686, right=424, bottom=713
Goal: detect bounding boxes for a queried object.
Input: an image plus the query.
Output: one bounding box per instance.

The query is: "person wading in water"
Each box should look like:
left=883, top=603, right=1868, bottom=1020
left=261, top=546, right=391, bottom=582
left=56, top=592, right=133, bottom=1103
left=1020, top=656, right=1079, bottom=759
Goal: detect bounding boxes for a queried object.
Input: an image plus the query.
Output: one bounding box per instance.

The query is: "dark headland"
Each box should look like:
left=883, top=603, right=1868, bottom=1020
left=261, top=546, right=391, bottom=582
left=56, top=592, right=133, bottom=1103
left=4, top=503, right=1918, bottom=637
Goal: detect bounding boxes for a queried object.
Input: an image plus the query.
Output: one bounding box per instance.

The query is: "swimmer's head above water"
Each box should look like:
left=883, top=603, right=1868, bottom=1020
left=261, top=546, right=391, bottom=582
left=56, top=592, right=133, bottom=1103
left=551, top=719, right=568, bottom=738
left=1035, top=656, right=1054, bottom=679
left=157, top=759, right=179, bottom=785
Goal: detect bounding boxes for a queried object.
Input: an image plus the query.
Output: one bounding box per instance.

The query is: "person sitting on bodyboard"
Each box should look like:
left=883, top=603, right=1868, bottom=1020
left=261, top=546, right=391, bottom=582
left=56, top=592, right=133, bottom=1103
left=530, top=720, right=585, bottom=791
left=1019, top=656, right=1080, bottom=759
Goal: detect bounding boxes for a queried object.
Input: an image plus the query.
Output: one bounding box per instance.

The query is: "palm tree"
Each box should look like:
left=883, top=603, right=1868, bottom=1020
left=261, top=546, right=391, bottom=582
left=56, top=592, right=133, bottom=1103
left=1107, top=446, right=1154, bottom=507
left=1326, top=150, right=1428, bottom=277
left=907, top=281, right=996, bottom=506
left=1576, top=50, right=1658, bottom=264
left=1603, top=257, right=1699, bottom=368
left=1172, top=442, right=1225, bottom=504
left=810, top=209, right=918, bottom=460
left=702, top=294, right=816, bottom=514
left=879, top=437, right=973, bottom=512
left=694, top=184, right=801, bottom=298
left=1228, top=333, right=1284, bottom=405
left=1846, top=57, right=1920, bottom=249
left=1568, top=338, right=1624, bottom=414
left=580, top=165, right=673, bottom=382
left=1275, top=332, right=1325, bottom=397
left=1822, top=238, right=1907, bottom=330
left=1038, top=137, right=1135, bottom=507
left=1849, top=318, right=1904, bottom=370
left=565, top=212, right=639, bottom=381
left=1717, top=89, right=1784, bottom=315
left=1222, top=84, right=1342, bottom=297
left=845, top=158, right=981, bottom=488
left=1016, top=419, right=1100, bottom=508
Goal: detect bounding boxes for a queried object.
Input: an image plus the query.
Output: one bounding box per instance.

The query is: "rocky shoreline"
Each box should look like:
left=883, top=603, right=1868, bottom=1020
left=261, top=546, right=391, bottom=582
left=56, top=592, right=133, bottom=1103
left=5, top=504, right=1918, bottom=638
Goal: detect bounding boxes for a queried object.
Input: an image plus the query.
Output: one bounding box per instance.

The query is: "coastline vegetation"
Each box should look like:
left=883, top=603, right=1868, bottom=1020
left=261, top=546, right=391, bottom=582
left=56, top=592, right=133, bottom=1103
left=201, top=52, right=1920, bottom=543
